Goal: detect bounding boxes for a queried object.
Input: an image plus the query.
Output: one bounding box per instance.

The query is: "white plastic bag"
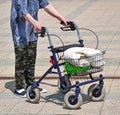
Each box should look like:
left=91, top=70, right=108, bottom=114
left=63, top=47, right=105, bottom=67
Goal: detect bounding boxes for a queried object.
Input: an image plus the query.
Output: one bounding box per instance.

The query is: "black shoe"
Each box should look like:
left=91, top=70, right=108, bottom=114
left=14, top=89, right=26, bottom=98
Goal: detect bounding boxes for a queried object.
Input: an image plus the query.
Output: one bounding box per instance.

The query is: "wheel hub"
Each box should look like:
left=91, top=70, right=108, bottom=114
left=29, top=91, right=35, bottom=99
left=68, top=95, right=78, bottom=105
left=92, top=88, right=101, bottom=97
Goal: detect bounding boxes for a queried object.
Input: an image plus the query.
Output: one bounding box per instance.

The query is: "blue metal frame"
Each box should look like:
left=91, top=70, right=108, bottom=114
left=31, top=22, right=104, bottom=96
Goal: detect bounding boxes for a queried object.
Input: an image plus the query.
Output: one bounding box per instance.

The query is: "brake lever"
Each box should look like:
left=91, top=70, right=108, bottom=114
left=60, top=26, right=71, bottom=31
left=60, top=21, right=76, bottom=31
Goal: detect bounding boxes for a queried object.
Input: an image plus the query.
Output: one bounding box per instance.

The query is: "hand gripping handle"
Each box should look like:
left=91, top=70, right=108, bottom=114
left=60, top=21, right=76, bottom=31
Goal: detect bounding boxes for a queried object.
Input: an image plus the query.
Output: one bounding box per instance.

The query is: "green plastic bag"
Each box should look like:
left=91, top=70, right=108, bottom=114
left=64, top=62, right=92, bottom=74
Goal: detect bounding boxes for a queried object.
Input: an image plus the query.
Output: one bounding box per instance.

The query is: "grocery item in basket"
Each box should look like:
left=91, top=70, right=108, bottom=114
left=64, top=61, right=92, bottom=74
left=63, top=47, right=105, bottom=67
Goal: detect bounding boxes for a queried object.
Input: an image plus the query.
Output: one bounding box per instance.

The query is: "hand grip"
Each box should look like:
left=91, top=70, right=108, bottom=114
left=40, top=27, right=46, bottom=37
left=36, top=27, right=46, bottom=37
left=60, top=21, right=76, bottom=31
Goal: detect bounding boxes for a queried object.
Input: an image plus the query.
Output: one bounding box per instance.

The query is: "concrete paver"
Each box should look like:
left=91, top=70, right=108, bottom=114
left=0, top=79, right=119, bottom=114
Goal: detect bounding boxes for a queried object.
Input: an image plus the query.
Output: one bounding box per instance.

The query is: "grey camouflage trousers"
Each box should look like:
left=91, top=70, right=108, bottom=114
left=14, top=41, right=37, bottom=89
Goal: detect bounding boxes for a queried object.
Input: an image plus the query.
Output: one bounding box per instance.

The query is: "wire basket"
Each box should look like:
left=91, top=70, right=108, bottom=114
left=63, top=53, right=105, bottom=76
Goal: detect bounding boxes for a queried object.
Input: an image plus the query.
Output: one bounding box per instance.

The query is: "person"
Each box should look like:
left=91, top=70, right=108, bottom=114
left=10, top=0, right=67, bottom=97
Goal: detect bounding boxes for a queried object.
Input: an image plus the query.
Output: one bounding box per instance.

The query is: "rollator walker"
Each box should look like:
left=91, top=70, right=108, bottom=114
left=26, top=21, right=106, bottom=109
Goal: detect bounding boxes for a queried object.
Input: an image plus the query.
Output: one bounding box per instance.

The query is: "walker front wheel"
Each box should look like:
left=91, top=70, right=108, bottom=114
left=26, top=85, right=40, bottom=103
left=64, top=91, right=83, bottom=109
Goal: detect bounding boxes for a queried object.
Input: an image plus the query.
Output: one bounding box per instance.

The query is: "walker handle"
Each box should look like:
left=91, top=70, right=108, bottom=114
left=36, top=27, right=46, bottom=37
left=60, top=21, right=76, bottom=31
left=60, top=21, right=83, bottom=44
left=40, top=27, right=46, bottom=37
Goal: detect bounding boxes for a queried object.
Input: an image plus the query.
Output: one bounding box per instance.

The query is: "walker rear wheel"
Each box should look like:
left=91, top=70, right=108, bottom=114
left=88, top=84, right=106, bottom=101
left=57, top=75, right=71, bottom=93
left=26, top=85, right=40, bottom=103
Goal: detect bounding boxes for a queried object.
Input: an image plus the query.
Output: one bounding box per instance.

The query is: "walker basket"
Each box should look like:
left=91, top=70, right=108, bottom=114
left=63, top=53, right=105, bottom=76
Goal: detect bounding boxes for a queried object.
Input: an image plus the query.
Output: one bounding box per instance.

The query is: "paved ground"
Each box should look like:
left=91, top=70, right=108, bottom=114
left=0, top=79, right=120, bottom=115
left=0, top=0, right=120, bottom=114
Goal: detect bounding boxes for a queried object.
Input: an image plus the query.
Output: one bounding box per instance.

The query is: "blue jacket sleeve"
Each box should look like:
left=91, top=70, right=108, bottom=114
left=39, top=0, right=49, bottom=8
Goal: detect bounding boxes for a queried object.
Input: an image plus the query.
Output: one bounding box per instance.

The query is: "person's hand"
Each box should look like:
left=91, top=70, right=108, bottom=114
left=60, top=19, right=68, bottom=26
left=34, top=21, right=43, bottom=31
left=63, top=21, right=68, bottom=26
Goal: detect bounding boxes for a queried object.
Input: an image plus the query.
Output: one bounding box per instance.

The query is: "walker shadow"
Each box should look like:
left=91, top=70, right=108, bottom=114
left=40, top=89, right=90, bottom=108
left=4, top=80, right=16, bottom=93
left=31, top=81, right=90, bottom=108
left=40, top=91, right=65, bottom=106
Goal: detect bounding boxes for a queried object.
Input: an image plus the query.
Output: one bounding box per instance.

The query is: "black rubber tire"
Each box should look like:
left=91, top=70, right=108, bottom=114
left=88, top=84, right=106, bottom=101
left=26, top=85, right=40, bottom=103
left=57, top=75, right=71, bottom=93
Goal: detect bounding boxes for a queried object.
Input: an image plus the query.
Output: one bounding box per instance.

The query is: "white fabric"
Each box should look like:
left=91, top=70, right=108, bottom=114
left=63, top=47, right=105, bottom=67
left=63, top=47, right=101, bottom=59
